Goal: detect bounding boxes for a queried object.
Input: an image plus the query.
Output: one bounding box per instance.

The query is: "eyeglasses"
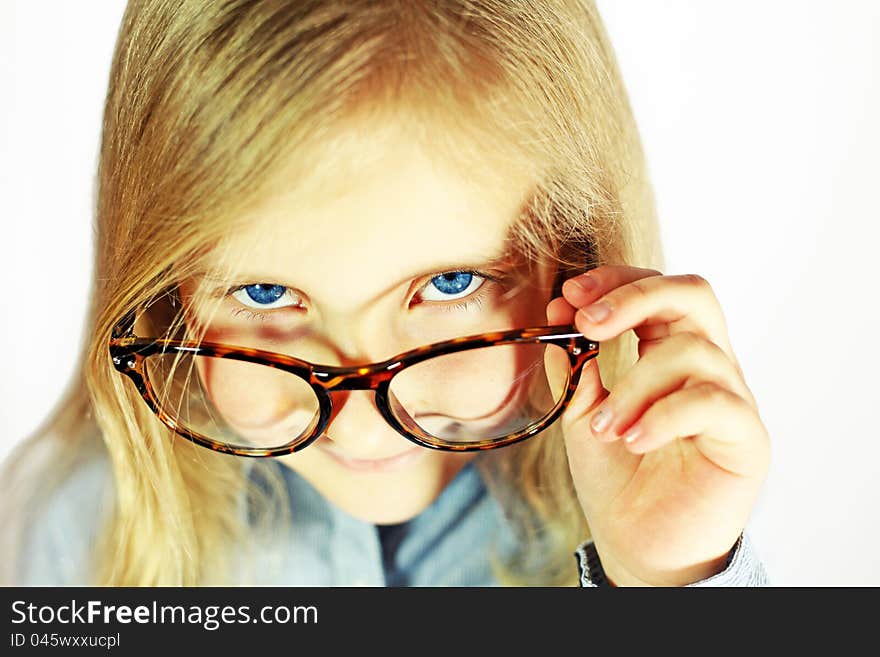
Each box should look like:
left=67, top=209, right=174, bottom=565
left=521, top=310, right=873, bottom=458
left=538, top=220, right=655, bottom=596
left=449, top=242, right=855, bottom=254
left=108, top=307, right=599, bottom=458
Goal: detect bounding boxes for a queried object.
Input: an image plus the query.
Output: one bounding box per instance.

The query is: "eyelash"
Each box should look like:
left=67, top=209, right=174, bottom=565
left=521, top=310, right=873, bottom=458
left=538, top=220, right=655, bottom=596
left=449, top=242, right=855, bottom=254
left=229, top=306, right=275, bottom=322
left=223, top=269, right=503, bottom=321
left=438, top=295, right=483, bottom=313
left=418, top=271, right=498, bottom=313
left=224, top=286, right=301, bottom=322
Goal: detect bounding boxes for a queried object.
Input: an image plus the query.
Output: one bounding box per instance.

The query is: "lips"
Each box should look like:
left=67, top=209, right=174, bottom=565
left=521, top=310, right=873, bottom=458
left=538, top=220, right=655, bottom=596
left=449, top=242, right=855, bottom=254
left=317, top=440, right=423, bottom=472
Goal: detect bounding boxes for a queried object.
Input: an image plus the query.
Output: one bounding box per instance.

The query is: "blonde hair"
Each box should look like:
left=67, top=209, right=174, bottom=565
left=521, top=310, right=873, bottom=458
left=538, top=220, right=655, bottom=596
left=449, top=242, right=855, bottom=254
left=0, top=0, right=662, bottom=586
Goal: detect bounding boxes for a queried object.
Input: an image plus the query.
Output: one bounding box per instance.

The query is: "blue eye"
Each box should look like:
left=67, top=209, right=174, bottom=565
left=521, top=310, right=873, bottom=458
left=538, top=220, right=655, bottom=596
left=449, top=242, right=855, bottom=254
left=421, top=271, right=485, bottom=302
left=231, top=283, right=296, bottom=309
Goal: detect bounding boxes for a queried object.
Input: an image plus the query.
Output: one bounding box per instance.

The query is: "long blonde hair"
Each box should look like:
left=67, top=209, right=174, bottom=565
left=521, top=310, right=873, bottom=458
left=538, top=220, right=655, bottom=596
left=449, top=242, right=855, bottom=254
left=0, top=0, right=662, bottom=586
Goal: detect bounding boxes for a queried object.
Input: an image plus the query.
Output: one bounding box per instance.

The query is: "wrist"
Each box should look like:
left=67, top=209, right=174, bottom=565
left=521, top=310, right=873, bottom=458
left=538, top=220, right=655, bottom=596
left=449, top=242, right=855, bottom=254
left=594, top=541, right=736, bottom=587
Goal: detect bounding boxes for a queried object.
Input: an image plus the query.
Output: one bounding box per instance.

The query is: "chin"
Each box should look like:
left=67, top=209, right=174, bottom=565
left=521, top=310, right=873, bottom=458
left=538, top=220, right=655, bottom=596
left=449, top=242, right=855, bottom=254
left=277, top=445, right=477, bottom=525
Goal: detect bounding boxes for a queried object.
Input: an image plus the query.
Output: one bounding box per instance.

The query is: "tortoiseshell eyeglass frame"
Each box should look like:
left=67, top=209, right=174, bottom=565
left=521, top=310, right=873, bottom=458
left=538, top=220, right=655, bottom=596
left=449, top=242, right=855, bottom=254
left=108, top=307, right=600, bottom=458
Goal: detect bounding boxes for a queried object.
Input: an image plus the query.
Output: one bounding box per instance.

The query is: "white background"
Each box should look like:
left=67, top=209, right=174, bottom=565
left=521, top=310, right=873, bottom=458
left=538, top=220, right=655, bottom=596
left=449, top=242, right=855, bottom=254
left=1, top=1, right=878, bottom=585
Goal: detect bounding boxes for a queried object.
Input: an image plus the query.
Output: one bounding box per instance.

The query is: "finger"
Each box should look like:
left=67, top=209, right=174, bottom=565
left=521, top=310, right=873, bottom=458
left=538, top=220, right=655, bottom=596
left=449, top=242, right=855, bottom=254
left=588, top=332, right=758, bottom=442
left=562, top=351, right=609, bottom=423
left=561, top=265, right=752, bottom=409
left=545, top=294, right=607, bottom=429
left=551, top=294, right=613, bottom=441
left=560, top=354, right=643, bottom=514
left=561, top=264, right=663, bottom=310
left=569, top=271, right=736, bottom=366
left=619, top=381, right=771, bottom=478
left=563, top=265, right=717, bottom=346
left=546, top=295, right=577, bottom=326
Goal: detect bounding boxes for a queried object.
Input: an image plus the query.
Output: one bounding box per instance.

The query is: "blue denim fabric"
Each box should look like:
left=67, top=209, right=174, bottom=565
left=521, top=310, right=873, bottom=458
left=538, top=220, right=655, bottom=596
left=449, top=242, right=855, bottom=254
left=13, top=440, right=769, bottom=586
left=231, top=456, right=516, bottom=586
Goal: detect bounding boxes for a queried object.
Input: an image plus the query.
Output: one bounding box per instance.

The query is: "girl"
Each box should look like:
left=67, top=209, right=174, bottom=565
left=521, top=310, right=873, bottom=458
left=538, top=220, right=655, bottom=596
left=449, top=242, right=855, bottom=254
left=1, top=0, right=769, bottom=587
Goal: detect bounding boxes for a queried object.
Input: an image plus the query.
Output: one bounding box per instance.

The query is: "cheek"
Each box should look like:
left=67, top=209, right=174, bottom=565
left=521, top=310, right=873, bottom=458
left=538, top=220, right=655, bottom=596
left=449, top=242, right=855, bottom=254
left=197, top=357, right=275, bottom=427
left=195, top=357, right=319, bottom=443
left=388, top=343, right=568, bottom=437
left=406, top=349, right=519, bottom=414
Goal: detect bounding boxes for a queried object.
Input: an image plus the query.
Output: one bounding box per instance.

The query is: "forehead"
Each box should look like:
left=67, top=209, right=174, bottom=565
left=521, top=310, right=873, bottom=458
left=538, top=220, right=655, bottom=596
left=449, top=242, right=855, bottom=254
left=210, top=118, right=537, bottom=311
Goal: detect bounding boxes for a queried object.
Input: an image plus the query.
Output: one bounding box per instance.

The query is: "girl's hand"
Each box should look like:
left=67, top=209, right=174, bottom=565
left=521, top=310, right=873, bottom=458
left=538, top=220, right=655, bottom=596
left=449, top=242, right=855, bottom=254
left=547, top=264, right=770, bottom=586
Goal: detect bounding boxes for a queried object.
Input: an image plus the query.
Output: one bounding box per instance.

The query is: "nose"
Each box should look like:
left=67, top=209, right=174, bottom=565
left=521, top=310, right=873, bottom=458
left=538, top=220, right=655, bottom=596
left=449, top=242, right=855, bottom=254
left=321, top=389, right=415, bottom=459
left=309, top=312, right=419, bottom=458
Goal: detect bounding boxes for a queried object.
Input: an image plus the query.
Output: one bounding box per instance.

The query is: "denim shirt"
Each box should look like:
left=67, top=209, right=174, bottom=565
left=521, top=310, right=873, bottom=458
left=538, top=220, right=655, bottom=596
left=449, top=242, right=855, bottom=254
left=13, top=441, right=769, bottom=586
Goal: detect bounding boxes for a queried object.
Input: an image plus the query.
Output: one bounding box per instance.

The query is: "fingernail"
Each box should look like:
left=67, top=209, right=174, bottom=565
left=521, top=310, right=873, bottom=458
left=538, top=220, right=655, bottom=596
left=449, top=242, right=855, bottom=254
left=590, top=407, right=613, bottom=434
left=622, top=425, right=642, bottom=445
left=581, top=301, right=611, bottom=323
left=573, top=274, right=598, bottom=292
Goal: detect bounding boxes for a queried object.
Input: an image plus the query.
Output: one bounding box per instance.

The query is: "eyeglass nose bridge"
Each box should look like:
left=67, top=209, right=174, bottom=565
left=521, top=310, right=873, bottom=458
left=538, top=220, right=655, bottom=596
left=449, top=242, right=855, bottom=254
left=310, top=360, right=403, bottom=392
left=295, top=359, right=434, bottom=452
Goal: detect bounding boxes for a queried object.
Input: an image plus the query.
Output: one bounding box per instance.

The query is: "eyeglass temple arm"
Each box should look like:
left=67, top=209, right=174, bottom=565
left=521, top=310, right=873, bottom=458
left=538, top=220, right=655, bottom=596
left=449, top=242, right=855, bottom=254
left=111, top=308, right=138, bottom=339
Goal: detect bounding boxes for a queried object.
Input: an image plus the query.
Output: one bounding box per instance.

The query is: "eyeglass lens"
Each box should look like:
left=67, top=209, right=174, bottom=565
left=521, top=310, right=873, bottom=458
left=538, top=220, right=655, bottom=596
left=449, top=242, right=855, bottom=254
left=142, top=340, right=571, bottom=451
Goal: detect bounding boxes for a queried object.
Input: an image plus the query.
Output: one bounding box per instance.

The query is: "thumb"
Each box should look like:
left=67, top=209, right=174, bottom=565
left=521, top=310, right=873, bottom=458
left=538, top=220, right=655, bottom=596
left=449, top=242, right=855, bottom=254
left=546, top=298, right=639, bottom=515
left=561, top=356, right=640, bottom=518
left=546, top=293, right=611, bottom=426
left=562, top=356, right=608, bottom=429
